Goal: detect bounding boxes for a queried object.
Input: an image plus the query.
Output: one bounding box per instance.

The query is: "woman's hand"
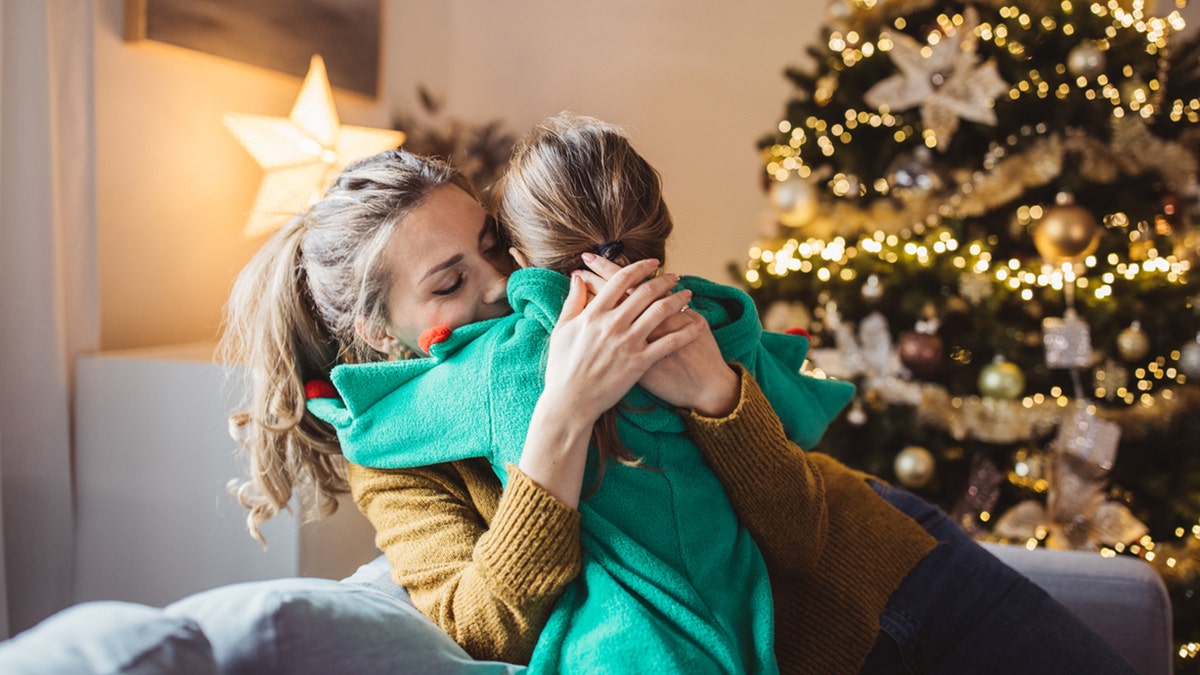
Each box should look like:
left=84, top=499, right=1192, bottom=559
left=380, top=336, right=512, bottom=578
left=519, top=258, right=701, bottom=507
left=575, top=253, right=740, bottom=418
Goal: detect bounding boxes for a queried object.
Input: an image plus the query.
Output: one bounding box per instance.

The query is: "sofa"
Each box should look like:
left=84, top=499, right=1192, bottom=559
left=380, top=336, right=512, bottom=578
left=0, top=544, right=1173, bottom=674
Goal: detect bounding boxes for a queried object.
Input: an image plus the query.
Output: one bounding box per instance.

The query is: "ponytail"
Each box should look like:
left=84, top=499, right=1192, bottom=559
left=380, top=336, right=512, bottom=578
left=220, top=216, right=344, bottom=545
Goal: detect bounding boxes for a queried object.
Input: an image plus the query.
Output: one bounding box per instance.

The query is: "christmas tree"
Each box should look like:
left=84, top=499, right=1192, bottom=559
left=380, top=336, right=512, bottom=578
left=738, top=0, right=1200, bottom=667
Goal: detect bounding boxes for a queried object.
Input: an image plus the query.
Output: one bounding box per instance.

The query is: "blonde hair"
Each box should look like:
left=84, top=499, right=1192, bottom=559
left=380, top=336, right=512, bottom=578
left=219, top=149, right=477, bottom=544
left=497, top=112, right=675, bottom=480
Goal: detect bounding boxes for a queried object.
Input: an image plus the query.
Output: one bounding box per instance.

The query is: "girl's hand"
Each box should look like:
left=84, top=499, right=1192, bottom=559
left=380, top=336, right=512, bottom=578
left=576, top=254, right=740, bottom=418
left=519, top=258, right=701, bottom=507
left=544, top=258, right=699, bottom=421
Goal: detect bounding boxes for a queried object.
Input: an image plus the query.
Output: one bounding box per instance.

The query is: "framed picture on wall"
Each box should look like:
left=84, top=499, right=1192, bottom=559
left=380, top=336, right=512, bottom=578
left=124, top=0, right=381, bottom=96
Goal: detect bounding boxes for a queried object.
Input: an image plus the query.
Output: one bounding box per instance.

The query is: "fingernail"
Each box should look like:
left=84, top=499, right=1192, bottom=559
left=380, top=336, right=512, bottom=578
left=581, top=252, right=596, bottom=262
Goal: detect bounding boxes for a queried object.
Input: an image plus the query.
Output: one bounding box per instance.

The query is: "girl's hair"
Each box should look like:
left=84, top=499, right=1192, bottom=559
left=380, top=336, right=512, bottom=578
left=497, top=112, right=675, bottom=481
left=219, top=149, right=478, bottom=544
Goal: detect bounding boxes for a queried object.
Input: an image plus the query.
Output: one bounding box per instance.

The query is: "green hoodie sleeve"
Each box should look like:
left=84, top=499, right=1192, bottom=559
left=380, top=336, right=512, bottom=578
left=683, top=276, right=855, bottom=450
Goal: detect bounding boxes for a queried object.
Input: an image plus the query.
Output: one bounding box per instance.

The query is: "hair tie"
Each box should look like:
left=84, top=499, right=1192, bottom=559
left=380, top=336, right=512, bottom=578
left=596, top=240, right=625, bottom=262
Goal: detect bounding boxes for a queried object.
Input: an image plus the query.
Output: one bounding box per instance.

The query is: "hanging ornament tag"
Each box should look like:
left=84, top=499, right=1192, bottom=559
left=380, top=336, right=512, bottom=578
left=1054, top=406, right=1121, bottom=471
left=1042, top=309, right=1092, bottom=369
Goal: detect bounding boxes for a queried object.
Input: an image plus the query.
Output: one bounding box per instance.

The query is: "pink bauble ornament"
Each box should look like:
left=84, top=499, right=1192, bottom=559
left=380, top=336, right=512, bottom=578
left=898, top=331, right=943, bottom=378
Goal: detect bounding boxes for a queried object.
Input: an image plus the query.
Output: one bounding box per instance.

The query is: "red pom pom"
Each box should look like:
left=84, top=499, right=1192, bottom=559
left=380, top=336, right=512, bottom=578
left=785, top=327, right=810, bottom=338
left=418, top=325, right=453, bottom=353
left=304, top=380, right=338, bottom=400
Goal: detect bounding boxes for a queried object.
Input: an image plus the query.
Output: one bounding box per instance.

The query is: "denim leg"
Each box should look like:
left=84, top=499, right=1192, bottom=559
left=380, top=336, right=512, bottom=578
left=859, top=481, right=1137, bottom=675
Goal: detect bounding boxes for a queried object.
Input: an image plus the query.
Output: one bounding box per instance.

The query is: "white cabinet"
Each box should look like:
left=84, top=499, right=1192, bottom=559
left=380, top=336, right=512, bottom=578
left=72, top=343, right=378, bottom=607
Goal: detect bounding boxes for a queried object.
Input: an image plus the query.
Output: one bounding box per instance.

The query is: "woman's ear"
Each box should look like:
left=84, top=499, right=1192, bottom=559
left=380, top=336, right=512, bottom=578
left=355, top=318, right=404, bottom=358
left=509, top=247, right=531, bottom=269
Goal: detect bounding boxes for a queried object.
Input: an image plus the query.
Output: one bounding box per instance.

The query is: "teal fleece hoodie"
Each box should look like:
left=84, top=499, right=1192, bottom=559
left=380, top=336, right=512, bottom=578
left=309, top=267, right=854, bottom=674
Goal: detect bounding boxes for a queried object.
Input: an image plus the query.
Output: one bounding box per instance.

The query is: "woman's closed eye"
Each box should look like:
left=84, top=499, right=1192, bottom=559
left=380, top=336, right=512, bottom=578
left=433, top=272, right=465, bottom=296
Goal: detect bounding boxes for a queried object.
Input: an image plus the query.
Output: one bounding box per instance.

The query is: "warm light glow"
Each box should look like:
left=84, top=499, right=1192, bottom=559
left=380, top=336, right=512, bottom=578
left=224, top=55, right=406, bottom=236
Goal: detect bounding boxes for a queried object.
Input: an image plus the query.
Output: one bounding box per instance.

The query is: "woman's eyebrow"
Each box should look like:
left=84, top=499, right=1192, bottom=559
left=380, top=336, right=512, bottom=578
left=421, top=254, right=464, bottom=283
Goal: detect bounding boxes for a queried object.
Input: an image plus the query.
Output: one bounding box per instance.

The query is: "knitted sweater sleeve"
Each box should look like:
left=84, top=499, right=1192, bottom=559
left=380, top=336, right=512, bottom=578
left=347, top=459, right=582, bottom=665
left=683, top=365, right=829, bottom=577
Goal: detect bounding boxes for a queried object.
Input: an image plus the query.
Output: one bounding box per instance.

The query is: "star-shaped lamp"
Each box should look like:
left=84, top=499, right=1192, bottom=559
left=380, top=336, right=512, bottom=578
left=224, top=55, right=405, bottom=236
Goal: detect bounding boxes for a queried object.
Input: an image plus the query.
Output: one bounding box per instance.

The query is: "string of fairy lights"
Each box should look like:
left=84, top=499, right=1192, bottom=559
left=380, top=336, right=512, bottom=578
left=745, top=227, right=1197, bottom=405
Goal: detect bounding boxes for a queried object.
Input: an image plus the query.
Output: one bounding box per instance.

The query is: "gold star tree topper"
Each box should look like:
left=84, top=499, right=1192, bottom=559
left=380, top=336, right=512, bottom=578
left=224, top=55, right=405, bottom=236
left=863, top=8, right=1008, bottom=151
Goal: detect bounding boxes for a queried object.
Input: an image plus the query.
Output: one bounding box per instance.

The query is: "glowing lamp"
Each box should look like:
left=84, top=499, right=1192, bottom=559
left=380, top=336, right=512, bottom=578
left=224, top=55, right=406, bottom=236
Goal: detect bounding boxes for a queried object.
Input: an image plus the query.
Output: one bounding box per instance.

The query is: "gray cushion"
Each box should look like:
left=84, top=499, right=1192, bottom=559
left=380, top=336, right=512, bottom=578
left=167, top=576, right=523, bottom=675
left=0, top=601, right=215, bottom=674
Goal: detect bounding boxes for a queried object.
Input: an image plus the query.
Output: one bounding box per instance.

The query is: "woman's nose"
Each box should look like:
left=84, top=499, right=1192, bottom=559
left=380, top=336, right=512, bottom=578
left=483, top=267, right=509, bottom=305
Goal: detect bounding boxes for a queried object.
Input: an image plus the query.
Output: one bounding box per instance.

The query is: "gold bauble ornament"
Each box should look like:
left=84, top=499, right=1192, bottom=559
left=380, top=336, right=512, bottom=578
left=1116, top=321, right=1150, bottom=362
left=894, top=445, right=936, bottom=489
left=1032, top=198, right=1100, bottom=263
left=977, top=356, right=1025, bottom=400
left=770, top=176, right=820, bottom=228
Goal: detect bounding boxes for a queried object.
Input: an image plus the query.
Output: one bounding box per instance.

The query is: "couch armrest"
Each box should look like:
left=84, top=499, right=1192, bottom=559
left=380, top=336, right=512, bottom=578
left=982, top=542, right=1172, bottom=675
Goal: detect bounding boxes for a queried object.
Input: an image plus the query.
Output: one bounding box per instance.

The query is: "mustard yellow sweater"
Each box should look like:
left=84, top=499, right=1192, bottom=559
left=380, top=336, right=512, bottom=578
left=348, top=369, right=936, bottom=674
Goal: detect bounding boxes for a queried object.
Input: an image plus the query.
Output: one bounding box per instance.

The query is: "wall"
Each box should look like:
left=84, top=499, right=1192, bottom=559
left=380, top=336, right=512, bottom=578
left=436, top=0, right=824, bottom=280
left=94, top=0, right=822, bottom=349
left=93, top=0, right=404, bottom=350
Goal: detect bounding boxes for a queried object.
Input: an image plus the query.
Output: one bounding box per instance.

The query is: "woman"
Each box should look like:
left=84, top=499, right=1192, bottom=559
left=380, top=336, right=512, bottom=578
left=222, top=128, right=1134, bottom=673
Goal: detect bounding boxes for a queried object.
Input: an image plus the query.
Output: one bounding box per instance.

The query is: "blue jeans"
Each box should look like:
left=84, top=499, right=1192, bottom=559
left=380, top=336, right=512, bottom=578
left=859, top=481, right=1137, bottom=674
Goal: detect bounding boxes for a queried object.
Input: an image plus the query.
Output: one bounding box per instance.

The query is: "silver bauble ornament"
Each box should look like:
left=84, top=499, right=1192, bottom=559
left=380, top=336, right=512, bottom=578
left=978, top=357, right=1025, bottom=400
left=846, top=399, right=868, bottom=426
left=894, top=446, right=936, bottom=489
left=861, top=274, right=884, bottom=302
left=1116, top=321, right=1150, bottom=362
left=770, top=176, right=820, bottom=227
left=1179, top=334, right=1200, bottom=379
left=1032, top=196, right=1100, bottom=263
left=885, top=148, right=942, bottom=202
left=1066, top=41, right=1106, bottom=79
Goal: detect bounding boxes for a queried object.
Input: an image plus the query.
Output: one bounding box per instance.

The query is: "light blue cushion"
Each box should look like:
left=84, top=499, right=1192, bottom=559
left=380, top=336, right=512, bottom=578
left=0, top=601, right=215, bottom=674
left=167, top=577, right=524, bottom=675
left=340, top=552, right=411, bottom=603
